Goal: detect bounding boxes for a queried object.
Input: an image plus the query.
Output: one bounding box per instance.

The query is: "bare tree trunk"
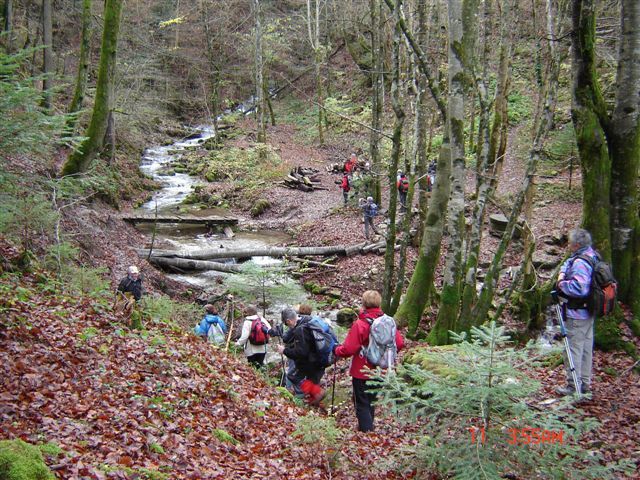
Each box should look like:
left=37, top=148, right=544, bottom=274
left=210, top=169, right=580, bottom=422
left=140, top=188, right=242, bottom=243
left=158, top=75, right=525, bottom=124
left=3, top=0, right=13, bottom=52
left=42, top=0, right=53, bottom=110
left=369, top=0, right=383, bottom=204
left=252, top=0, right=266, bottom=144
left=67, top=0, right=92, bottom=132
left=609, top=0, right=640, bottom=310
left=307, top=0, right=325, bottom=144
left=61, top=0, right=123, bottom=175
left=381, top=0, right=405, bottom=312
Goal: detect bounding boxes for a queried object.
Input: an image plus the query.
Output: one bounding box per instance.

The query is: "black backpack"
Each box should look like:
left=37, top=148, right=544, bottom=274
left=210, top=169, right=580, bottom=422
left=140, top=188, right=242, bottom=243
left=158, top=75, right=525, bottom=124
left=571, top=254, right=618, bottom=318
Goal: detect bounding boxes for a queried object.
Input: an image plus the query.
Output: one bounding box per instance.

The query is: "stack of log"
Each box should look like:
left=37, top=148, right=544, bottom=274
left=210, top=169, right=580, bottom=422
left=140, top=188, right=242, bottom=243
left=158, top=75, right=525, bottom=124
left=282, top=167, right=327, bottom=192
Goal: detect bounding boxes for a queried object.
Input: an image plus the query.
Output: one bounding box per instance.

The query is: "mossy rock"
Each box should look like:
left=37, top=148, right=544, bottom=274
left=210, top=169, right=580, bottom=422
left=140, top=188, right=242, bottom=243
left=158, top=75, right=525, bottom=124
left=173, top=166, right=189, bottom=174
left=336, top=308, right=357, bottom=327
left=0, top=440, right=55, bottom=480
left=403, top=345, right=463, bottom=379
left=324, top=289, right=342, bottom=300
left=250, top=199, right=271, bottom=217
left=594, top=311, right=637, bottom=357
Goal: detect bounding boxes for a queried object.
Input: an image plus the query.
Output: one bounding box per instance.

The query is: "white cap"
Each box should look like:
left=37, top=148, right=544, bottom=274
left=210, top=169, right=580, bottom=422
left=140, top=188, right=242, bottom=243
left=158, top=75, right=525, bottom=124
left=367, top=196, right=374, bottom=202
left=128, top=265, right=139, bottom=274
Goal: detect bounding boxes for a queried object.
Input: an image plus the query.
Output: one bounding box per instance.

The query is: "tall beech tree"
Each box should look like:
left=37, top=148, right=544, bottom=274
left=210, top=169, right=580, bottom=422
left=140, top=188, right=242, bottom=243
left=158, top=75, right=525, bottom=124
left=571, top=0, right=640, bottom=313
left=41, top=0, right=53, bottom=110
left=61, top=0, right=123, bottom=175
left=252, top=0, right=266, bottom=144
left=67, top=0, right=92, bottom=131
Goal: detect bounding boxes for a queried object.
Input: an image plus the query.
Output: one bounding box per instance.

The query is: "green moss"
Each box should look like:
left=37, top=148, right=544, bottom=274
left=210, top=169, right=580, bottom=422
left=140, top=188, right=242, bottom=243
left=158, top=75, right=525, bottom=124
left=629, top=318, right=640, bottom=338
left=275, top=386, right=295, bottom=401
left=212, top=429, right=239, bottom=445
left=0, top=439, right=55, bottom=480
left=404, top=346, right=463, bottom=378
left=595, top=311, right=637, bottom=357
left=148, top=443, right=164, bottom=454
left=36, top=443, right=62, bottom=458
left=336, top=308, right=357, bottom=326
left=250, top=199, right=271, bottom=217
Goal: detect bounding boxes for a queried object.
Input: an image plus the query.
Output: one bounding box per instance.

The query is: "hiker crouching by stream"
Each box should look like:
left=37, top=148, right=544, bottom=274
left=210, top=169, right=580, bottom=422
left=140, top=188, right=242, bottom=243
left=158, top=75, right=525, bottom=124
left=333, top=290, right=404, bottom=432
left=236, top=306, right=271, bottom=369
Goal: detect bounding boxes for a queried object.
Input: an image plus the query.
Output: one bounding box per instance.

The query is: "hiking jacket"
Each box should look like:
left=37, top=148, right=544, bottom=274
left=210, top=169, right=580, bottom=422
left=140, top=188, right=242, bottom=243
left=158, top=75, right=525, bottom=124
left=334, top=307, right=404, bottom=379
left=340, top=175, right=350, bottom=192
left=344, top=159, right=357, bottom=174
left=362, top=202, right=378, bottom=219
left=397, top=177, right=409, bottom=192
left=283, top=316, right=320, bottom=371
left=118, top=275, right=143, bottom=301
left=558, top=246, right=596, bottom=320
left=236, top=315, right=272, bottom=356
left=196, top=314, right=227, bottom=337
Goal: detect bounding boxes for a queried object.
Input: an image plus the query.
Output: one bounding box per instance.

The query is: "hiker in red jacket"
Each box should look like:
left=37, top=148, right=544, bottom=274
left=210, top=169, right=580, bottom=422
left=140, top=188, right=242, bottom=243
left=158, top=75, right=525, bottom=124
left=344, top=153, right=358, bottom=174
left=339, top=173, right=350, bottom=206
left=334, top=290, right=404, bottom=432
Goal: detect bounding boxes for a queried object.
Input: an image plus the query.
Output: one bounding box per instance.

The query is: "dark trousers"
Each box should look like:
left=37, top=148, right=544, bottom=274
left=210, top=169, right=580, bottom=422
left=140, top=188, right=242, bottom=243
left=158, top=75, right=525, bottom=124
left=247, top=353, right=266, bottom=368
left=342, top=191, right=349, bottom=205
left=288, top=364, right=324, bottom=389
left=352, top=378, right=377, bottom=432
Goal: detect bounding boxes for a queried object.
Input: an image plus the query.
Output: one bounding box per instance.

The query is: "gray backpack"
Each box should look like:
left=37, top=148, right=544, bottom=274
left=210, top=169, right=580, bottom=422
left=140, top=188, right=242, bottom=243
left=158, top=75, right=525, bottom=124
left=362, top=314, right=397, bottom=369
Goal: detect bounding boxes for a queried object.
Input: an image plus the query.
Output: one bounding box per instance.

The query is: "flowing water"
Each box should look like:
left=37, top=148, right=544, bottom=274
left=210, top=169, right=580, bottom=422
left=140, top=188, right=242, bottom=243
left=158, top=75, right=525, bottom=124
left=136, top=125, right=307, bottom=308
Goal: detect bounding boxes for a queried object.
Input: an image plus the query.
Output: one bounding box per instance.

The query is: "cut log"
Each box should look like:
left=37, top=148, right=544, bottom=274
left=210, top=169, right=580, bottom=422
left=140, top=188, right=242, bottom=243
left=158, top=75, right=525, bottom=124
left=148, top=256, right=241, bottom=273
left=122, top=214, right=238, bottom=226
left=223, top=226, right=235, bottom=239
left=141, top=244, right=358, bottom=261
left=290, top=257, right=336, bottom=268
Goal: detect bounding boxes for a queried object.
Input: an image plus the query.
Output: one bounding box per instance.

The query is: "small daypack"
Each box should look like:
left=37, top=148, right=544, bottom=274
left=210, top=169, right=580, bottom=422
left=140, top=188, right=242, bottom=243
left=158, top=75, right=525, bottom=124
left=576, top=254, right=618, bottom=318
left=306, top=317, right=338, bottom=367
left=207, top=323, right=225, bottom=345
left=366, top=203, right=378, bottom=217
left=399, top=178, right=409, bottom=193
left=361, top=314, right=397, bottom=369
left=249, top=317, right=270, bottom=345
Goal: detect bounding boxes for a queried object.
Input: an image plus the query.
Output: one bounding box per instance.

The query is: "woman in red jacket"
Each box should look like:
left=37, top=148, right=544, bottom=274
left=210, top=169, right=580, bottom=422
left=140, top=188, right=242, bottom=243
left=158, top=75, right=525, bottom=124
left=334, top=290, right=404, bottom=432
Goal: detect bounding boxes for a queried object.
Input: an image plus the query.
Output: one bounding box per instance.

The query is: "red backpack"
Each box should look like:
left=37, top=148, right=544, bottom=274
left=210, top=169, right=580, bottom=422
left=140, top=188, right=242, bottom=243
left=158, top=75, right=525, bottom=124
left=399, top=178, right=409, bottom=193
left=248, top=317, right=270, bottom=345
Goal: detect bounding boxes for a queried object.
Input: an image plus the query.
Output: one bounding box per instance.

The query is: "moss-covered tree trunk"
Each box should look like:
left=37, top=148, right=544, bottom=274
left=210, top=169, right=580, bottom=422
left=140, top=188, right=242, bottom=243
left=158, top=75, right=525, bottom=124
left=381, top=0, right=404, bottom=312
left=609, top=0, right=640, bottom=310
left=61, top=0, right=123, bottom=175
left=42, top=0, right=53, bottom=110
left=571, top=0, right=611, bottom=257
left=427, top=0, right=471, bottom=345
left=67, top=0, right=92, bottom=132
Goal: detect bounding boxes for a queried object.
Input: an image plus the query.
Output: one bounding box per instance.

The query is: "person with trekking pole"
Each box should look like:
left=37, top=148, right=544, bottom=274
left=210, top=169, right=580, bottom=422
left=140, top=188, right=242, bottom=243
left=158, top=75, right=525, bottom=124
left=554, top=228, right=598, bottom=396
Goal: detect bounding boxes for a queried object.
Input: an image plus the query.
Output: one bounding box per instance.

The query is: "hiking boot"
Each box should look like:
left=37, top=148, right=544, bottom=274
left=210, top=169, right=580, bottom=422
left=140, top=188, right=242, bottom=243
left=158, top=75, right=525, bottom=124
left=580, top=384, right=591, bottom=394
left=555, top=385, right=577, bottom=396
left=309, top=387, right=326, bottom=406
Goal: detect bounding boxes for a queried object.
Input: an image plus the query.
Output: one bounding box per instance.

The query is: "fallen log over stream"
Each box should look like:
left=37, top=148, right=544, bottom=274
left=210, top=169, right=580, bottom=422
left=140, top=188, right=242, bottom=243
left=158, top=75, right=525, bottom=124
left=148, top=256, right=242, bottom=273
left=138, top=243, right=369, bottom=261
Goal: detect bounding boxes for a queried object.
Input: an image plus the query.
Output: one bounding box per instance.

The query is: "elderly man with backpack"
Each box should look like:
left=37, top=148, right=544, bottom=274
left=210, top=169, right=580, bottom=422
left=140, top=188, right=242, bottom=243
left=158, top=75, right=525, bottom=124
left=236, top=305, right=271, bottom=368
left=334, top=290, right=404, bottom=432
left=554, top=228, right=617, bottom=396
left=278, top=305, right=337, bottom=406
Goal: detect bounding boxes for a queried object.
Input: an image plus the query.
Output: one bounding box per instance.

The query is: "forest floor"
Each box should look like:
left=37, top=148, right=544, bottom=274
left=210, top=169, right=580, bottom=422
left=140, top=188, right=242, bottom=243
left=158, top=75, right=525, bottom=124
left=2, top=107, right=639, bottom=478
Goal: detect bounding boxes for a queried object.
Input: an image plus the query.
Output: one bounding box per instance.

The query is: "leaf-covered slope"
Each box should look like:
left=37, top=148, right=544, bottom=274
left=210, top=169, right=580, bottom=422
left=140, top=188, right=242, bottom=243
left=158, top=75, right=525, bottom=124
left=0, top=273, right=327, bottom=479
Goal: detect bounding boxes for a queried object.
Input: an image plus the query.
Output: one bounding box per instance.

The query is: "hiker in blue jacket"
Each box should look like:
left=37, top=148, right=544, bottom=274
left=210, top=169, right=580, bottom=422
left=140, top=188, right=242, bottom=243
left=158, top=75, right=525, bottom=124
left=555, top=228, right=597, bottom=396
left=195, top=304, right=227, bottom=342
left=359, top=196, right=381, bottom=240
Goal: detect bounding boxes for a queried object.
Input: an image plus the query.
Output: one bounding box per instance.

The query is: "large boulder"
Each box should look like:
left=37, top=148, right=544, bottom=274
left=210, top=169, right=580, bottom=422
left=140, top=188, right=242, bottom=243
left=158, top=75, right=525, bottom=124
left=0, top=440, right=55, bottom=480
left=336, top=308, right=357, bottom=327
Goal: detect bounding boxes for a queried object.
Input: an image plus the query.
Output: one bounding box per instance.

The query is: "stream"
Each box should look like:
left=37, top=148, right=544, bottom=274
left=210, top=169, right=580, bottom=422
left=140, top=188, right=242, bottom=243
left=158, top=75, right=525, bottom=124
left=136, top=125, right=308, bottom=314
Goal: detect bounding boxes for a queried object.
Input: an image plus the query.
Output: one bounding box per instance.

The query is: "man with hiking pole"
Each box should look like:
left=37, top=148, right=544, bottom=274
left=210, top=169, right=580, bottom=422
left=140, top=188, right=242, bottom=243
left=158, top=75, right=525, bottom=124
left=553, top=229, right=598, bottom=397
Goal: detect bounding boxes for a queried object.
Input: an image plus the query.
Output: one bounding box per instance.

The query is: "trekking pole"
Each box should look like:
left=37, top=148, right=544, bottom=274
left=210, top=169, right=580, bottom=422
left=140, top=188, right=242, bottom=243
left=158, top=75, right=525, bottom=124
left=225, top=298, right=234, bottom=352
left=330, top=359, right=337, bottom=415
left=553, top=296, right=582, bottom=398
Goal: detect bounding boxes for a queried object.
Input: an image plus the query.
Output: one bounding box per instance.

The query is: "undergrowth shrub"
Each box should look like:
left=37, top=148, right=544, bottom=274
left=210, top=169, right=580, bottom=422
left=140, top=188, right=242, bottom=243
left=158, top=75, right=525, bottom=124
left=374, top=322, right=633, bottom=480
left=142, top=295, right=200, bottom=330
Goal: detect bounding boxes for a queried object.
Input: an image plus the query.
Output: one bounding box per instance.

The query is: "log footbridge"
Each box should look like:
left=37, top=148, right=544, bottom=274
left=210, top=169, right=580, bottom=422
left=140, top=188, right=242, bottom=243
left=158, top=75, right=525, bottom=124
left=122, top=214, right=239, bottom=228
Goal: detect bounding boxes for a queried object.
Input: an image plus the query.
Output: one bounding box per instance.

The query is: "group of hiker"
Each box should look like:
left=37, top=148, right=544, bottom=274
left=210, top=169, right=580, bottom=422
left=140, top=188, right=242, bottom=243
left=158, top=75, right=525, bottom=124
left=192, top=291, right=404, bottom=432
left=338, top=152, right=436, bottom=240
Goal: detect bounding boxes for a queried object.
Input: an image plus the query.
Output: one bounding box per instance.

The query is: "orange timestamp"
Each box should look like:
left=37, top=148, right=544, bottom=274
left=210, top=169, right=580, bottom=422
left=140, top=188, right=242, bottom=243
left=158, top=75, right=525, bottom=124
left=469, top=426, right=565, bottom=446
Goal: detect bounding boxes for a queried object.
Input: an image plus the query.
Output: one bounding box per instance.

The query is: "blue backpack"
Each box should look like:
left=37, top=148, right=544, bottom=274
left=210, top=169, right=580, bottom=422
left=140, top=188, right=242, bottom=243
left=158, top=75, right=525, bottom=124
left=306, top=316, right=338, bottom=367
left=366, top=202, right=378, bottom=217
